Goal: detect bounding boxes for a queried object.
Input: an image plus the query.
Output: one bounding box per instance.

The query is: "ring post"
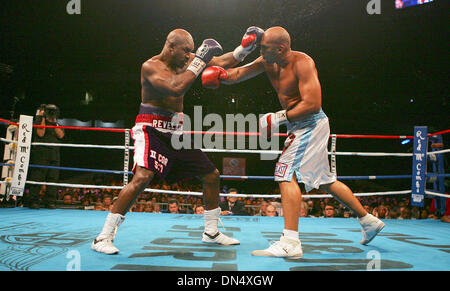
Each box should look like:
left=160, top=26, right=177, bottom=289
left=331, top=134, right=337, bottom=176
left=429, top=134, right=446, bottom=215
left=411, top=126, right=427, bottom=207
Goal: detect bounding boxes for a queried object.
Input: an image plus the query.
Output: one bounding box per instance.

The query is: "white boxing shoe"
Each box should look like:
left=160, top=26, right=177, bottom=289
left=91, top=237, right=120, bottom=255
left=91, top=213, right=125, bottom=255
left=358, top=214, right=385, bottom=245
left=202, top=231, right=240, bottom=245
left=252, top=236, right=303, bottom=259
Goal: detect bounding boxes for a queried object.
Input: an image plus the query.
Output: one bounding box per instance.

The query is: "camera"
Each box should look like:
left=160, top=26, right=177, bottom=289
left=35, top=104, right=60, bottom=122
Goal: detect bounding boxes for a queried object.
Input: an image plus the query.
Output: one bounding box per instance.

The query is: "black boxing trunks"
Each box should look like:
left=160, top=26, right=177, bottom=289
left=131, top=103, right=216, bottom=183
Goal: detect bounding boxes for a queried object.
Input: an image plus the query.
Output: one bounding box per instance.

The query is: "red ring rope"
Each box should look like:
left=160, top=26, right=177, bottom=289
left=0, top=118, right=448, bottom=139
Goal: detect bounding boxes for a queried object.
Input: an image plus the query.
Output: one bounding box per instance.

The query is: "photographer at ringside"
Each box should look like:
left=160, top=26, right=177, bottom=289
left=25, top=104, right=64, bottom=209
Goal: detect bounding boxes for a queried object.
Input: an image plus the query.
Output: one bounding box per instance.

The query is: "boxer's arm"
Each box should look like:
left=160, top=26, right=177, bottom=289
left=208, top=52, right=240, bottom=69
left=285, top=57, right=322, bottom=122
left=143, top=61, right=196, bottom=97
left=222, top=57, right=265, bottom=84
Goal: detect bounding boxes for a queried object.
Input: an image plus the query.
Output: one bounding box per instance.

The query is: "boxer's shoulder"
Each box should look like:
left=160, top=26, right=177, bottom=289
left=142, top=56, right=164, bottom=71
left=291, top=52, right=317, bottom=76
left=142, top=56, right=175, bottom=78
left=292, top=51, right=315, bottom=65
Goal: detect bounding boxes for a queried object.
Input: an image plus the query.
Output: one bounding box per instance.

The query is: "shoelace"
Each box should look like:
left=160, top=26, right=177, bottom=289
left=218, top=217, right=226, bottom=231
left=267, top=240, right=289, bottom=253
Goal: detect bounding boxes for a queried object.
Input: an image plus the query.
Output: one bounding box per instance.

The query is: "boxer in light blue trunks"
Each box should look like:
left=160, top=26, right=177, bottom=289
left=202, top=26, right=385, bottom=258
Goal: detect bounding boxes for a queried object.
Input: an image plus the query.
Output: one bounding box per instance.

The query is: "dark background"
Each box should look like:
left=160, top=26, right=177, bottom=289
left=0, top=0, right=448, bottom=193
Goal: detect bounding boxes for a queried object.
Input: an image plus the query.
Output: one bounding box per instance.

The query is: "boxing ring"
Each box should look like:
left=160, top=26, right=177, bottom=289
left=0, top=117, right=449, bottom=271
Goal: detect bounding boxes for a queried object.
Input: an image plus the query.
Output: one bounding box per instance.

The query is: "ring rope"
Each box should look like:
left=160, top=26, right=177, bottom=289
left=11, top=180, right=450, bottom=199
left=20, top=180, right=413, bottom=199
left=6, top=138, right=450, bottom=155
left=0, top=138, right=420, bottom=157
left=3, top=163, right=449, bottom=181
left=425, top=190, right=450, bottom=199
left=2, top=117, right=449, bottom=138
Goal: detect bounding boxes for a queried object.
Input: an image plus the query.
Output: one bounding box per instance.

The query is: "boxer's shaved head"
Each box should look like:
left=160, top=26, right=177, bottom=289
left=163, top=28, right=194, bottom=69
left=260, top=26, right=292, bottom=65
left=166, top=29, right=194, bottom=47
left=263, top=26, right=291, bottom=48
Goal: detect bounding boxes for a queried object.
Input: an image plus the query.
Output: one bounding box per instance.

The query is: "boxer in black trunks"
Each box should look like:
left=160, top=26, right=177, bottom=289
left=92, top=27, right=264, bottom=254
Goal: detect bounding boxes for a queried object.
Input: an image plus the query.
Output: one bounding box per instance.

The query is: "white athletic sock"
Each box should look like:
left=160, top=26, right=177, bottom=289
left=204, top=207, right=221, bottom=235
left=358, top=213, right=372, bottom=224
left=282, top=229, right=300, bottom=242
left=97, top=212, right=125, bottom=240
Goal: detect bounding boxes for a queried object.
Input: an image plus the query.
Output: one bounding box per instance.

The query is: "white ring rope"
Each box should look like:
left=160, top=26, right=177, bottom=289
left=1, top=138, right=429, bottom=157
left=424, top=191, right=450, bottom=199
left=20, top=180, right=414, bottom=199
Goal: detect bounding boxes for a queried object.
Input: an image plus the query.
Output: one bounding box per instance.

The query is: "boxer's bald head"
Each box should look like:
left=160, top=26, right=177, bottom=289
left=263, top=26, right=291, bottom=47
left=260, top=26, right=292, bottom=65
left=163, top=29, right=194, bottom=69
left=166, top=29, right=194, bottom=47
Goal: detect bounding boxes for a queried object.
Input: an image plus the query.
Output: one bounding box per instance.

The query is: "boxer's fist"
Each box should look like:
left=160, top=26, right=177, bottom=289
left=233, top=26, right=265, bottom=62
left=242, top=26, right=264, bottom=48
left=201, top=66, right=228, bottom=89
left=195, top=39, right=223, bottom=63
left=187, top=39, right=223, bottom=77
left=259, top=110, right=288, bottom=138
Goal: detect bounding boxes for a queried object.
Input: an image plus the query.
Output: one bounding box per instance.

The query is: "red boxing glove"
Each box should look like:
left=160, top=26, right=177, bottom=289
left=201, top=66, right=228, bottom=89
left=233, top=26, right=264, bottom=62
left=241, top=33, right=257, bottom=48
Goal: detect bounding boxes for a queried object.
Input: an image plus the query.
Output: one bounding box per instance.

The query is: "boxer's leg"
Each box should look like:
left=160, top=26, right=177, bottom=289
left=200, top=169, right=240, bottom=245
left=319, top=181, right=366, bottom=218
left=251, top=173, right=303, bottom=258
left=319, top=181, right=385, bottom=245
left=112, top=165, right=154, bottom=215
left=92, top=166, right=154, bottom=254
left=279, top=174, right=302, bottom=232
left=200, top=168, right=220, bottom=211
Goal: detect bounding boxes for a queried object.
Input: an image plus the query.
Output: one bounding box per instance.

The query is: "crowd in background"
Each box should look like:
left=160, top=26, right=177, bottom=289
left=25, top=177, right=448, bottom=223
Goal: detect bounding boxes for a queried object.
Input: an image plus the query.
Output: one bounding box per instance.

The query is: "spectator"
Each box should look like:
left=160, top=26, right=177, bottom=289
left=153, top=203, right=161, bottom=213
left=398, top=207, right=411, bottom=220
left=94, top=202, right=104, bottom=211
left=144, top=201, right=154, bottom=213
left=324, top=204, right=336, bottom=218
left=266, top=204, right=277, bottom=217
left=80, top=196, right=90, bottom=207
left=440, top=198, right=450, bottom=223
left=134, top=199, right=147, bottom=213
left=441, top=215, right=450, bottom=223
left=364, top=205, right=372, bottom=215
left=299, top=201, right=308, bottom=217
left=419, top=209, right=430, bottom=220
left=103, top=195, right=113, bottom=211
left=194, top=205, right=205, bottom=215
left=310, top=207, right=324, bottom=218
left=254, top=200, right=269, bottom=216
left=374, top=205, right=389, bottom=219
left=388, top=207, right=400, bottom=219
left=63, top=193, right=73, bottom=205
left=219, top=188, right=247, bottom=216
left=343, top=210, right=352, bottom=218
left=167, top=199, right=181, bottom=214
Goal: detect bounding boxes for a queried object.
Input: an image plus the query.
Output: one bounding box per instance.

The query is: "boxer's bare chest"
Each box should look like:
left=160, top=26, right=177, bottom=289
left=265, top=63, right=302, bottom=109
